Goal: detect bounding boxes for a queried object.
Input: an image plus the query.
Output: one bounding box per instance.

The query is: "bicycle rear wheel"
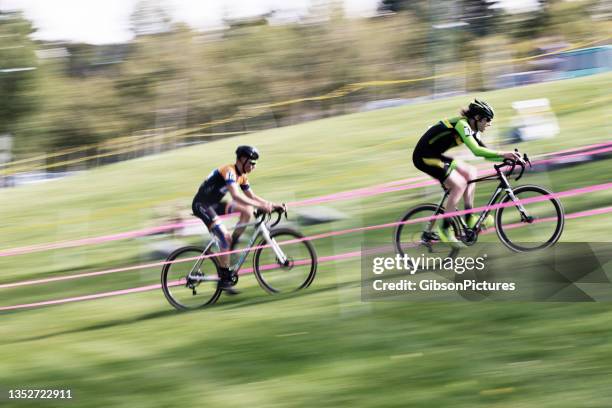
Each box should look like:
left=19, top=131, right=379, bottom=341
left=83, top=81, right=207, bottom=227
left=253, top=228, right=317, bottom=294
left=394, top=204, right=460, bottom=260
left=161, top=246, right=222, bottom=310
left=496, top=185, right=564, bottom=252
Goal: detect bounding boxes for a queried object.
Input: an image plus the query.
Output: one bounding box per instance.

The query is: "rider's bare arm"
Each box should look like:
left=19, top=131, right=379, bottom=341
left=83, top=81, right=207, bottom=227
left=227, top=184, right=263, bottom=208
left=244, top=189, right=277, bottom=212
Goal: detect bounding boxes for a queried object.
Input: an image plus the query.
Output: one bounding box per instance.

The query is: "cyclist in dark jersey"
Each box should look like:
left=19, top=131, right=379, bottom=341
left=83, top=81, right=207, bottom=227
left=192, top=145, right=280, bottom=293
left=413, top=99, right=522, bottom=246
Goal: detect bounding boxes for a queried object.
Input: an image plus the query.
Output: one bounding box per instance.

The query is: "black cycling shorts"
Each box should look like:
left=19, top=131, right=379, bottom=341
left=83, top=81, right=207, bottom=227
left=412, top=152, right=456, bottom=184
left=192, top=200, right=230, bottom=228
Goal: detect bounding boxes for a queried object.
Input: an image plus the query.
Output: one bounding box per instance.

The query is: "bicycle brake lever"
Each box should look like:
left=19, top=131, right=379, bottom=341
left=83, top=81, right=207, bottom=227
left=516, top=161, right=526, bottom=181
left=506, top=159, right=517, bottom=177
left=268, top=207, right=282, bottom=228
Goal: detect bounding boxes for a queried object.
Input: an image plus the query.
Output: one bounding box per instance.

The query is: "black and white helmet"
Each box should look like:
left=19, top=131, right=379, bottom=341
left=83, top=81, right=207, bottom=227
left=468, top=99, right=495, bottom=120
left=235, top=145, right=259, bottom=160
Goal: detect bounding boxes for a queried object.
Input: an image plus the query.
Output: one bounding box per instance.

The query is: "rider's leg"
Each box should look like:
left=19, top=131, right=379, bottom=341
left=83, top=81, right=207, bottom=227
left=193, top=201, right=233, bottom=266
left=455, top=162, right=478, bottom=226
left=209, top=220, right=239, bottom=294
left=455, top=162, right=477, bottom=209
left=193, top=200, right=239, bottom=293
left=227, top=201, right=253, bottom=249
left=443, top=171, right=467, bottom=217
left=438, top=171, right=467, bottom=247
left=455, top=162, right=493, bottom=229
left=413, top=155, right=465, bottom=243
left=209, top=220, right=232, bottom=269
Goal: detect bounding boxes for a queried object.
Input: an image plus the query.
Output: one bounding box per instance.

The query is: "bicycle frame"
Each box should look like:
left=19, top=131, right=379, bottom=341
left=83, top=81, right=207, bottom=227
left=194, top=216, right=288, bottom=277
left=432, top=164, right=529, bottom=233
left=394, top=153, right=562, bottom=257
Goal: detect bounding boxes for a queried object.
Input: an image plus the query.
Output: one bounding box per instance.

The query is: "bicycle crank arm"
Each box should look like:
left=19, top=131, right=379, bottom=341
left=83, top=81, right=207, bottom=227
left=188, top=275, right=220, bottom=283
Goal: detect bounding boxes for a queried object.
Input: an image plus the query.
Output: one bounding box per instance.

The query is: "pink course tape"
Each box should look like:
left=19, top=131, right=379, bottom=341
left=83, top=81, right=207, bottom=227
left=1, top=141, right=610, bottom=258
left=1, top=196, right=611, bottom=312
left=1, top=182, right=610, bottom=290
left=2, top=204, right=611, bottom=312
left=0, top=284, right=162, bottom=311
left=0, top=249, right=372, bottom=311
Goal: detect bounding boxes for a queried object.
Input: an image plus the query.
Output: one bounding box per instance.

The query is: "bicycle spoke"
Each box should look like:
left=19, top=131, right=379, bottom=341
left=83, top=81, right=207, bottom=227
left=161, top=247, right=221, bottom=310
left=496, top=185, right=564, bottom=251
left=254, top=229, right=317, bottom=293
left=395, top=205, right=459, bottom=259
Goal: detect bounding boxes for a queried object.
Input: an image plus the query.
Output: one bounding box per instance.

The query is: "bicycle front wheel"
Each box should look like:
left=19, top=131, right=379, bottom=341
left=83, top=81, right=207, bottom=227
left=161, top=246, right=222, bottom=310
left=496, top=185, right=564, bottom=252
left=253, top=228, right=317, bottom=294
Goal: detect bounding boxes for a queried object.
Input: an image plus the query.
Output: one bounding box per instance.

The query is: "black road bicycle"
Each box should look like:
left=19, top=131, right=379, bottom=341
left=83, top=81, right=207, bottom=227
left=161, top=206, right=317, bottom=310
left=394, top=152, right=564, bottom=258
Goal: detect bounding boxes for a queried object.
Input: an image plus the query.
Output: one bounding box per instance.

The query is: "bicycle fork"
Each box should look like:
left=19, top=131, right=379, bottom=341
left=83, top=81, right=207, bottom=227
left=260, top=227, right=289, bottom=266
left=504, top=188, right=534, bottom=223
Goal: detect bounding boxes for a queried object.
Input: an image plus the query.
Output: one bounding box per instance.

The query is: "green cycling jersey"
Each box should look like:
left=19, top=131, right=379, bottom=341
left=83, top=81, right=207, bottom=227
left=415, top=116, right=502, bottom=161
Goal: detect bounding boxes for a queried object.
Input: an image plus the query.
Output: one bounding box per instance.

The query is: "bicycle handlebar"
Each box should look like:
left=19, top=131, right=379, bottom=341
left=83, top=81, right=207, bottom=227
left=494, top=149, right=531, bottom=181
left=254, top=204, right=287, bottom=227
left=269, top=204, right=287, bottom=227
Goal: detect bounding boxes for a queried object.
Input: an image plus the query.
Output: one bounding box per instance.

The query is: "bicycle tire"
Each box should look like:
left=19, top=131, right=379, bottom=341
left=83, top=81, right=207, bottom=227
left=253, top=228, right=317, bottom=294
left=161, top=246, right=222, bottom=310
left=495, top=184, right=564, bottom=252
left=394, top=204, right=461, bottom=259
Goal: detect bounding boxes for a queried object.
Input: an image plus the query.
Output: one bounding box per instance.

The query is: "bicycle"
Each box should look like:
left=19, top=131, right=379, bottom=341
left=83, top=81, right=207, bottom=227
left=161, top=206, right=318, bottom=310
left=394, top=152, right=564, bottom=258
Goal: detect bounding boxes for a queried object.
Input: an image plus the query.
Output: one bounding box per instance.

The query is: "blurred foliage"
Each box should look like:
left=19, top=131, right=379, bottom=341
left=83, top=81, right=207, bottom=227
left=0, top=11, right=38, bottom=135
left=130, top=0, right=172, bottom=36
left=2, top=1, right=610, bottom=156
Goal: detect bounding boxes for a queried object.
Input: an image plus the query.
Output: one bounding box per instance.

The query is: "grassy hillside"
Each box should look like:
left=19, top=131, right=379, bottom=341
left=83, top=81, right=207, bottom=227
left=1, top=72, right=611, bottom=407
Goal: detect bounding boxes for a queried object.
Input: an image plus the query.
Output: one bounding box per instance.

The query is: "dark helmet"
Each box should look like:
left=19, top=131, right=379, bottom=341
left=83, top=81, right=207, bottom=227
left=468, top=99, right=495, bottom=120
left=235, top=145, right=259, bottom=160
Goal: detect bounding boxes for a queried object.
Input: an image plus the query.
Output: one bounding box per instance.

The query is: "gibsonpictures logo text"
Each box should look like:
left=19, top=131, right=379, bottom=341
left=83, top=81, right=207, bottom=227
left=361, top=243, right=612, bottom=302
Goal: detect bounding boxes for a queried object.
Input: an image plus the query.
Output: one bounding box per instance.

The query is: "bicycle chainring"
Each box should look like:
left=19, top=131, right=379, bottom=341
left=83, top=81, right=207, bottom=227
left=462, top=229, right=478, bottom=246
left=230, top=273, right=239, bottom=286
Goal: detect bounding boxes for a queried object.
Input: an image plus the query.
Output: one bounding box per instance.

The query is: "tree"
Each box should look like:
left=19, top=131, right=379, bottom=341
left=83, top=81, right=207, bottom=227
left=461, top=0, right=503, bottom=37
left=0, top=11, right=38, bottom=134
left=378, top=0, right=429, bottom=15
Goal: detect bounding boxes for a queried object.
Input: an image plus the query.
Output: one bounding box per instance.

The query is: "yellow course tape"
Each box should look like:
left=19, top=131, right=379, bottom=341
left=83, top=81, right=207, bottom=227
left=10, top=86, right=610, bottom=236
left=4, top=36, right=608, bottom=175
left=0, top=36, right=612, bottom=175
left=5, top=84, right=611, bottom=233
left=0, top=144, right=91, bottom=168
left=1, top=129, right=252, bottom=176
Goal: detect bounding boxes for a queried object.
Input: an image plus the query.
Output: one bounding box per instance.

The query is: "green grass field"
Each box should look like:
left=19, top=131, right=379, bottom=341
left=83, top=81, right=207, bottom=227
left=1, top=72, right=612, bottom=407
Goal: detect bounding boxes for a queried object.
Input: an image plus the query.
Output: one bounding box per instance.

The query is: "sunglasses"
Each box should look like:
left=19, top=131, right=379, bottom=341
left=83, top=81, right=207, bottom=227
left=249, top=161, right=257, bottom=166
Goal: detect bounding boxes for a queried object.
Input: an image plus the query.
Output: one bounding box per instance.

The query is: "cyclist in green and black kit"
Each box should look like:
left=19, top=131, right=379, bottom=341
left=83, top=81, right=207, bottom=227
left=412, top=99, right=523, bottom=246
